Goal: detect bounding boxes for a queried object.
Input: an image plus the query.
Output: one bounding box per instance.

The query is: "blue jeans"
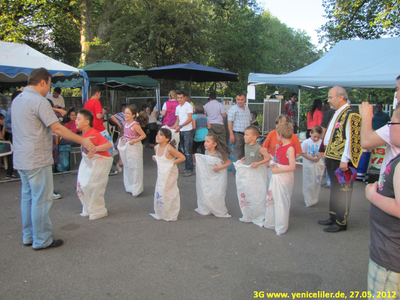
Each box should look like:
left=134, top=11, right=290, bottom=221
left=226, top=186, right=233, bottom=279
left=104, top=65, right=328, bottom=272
left=180, top=130, right=193, bottom=172
left=18, top=165, right=54, bottom=248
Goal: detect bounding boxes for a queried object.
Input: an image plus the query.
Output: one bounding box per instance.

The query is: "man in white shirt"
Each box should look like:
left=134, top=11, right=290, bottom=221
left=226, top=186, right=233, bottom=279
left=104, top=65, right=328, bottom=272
left=318, top=86, right=362, bottom=233
left=46, top=87, right=65, bottom=109
left=172, top=91, right=194, bottom=176
left=204, top=92, right=227, bottom=144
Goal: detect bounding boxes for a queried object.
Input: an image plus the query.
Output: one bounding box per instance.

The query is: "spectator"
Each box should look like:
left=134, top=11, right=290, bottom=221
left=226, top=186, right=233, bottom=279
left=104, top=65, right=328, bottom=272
left=372, top=102, right=391, bottom=130
left=46, top=87, right=65, bottom=109
left=161, top=90, right=179, bottom=127
left=12, top=67, right=95, bottom=250
left=251, top=111, right=259, bottom=127
left=228, top=93, right=251, bottom=162
left=62, top=108, right=80, bottom=134
left=306, top=99, right=323, bottom=138
left=147, top=100, right=158, bottom=148
left=204, top=92, right=227, bottom=145
left=285, top=93, right=298, bottom=133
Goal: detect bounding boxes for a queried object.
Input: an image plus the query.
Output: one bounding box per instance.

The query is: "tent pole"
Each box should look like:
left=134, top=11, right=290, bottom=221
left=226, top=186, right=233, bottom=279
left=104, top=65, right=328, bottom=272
left=297, top=88, right=301, bottom=134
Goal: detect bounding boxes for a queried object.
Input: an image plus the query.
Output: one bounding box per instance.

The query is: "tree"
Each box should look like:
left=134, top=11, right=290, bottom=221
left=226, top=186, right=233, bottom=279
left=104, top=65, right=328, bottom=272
left=319, top=0, right=400, bottom=48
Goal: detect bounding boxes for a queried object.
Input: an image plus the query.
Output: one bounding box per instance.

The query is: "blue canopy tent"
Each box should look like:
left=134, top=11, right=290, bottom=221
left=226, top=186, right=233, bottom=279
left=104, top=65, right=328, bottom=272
left=0, top=41, right=89, bottom=101
left=248, top=37, right=400, bottom=128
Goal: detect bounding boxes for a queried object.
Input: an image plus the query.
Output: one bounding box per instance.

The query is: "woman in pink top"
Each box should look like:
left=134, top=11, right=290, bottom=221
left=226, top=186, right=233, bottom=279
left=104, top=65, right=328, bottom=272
left=63, top=109, right=80, bottom=134
left=306, top=99, right=322, bottom=138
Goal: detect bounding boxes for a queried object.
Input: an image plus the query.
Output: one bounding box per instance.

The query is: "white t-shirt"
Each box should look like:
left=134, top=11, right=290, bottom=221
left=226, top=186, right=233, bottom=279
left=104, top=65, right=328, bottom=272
left=175, top=102, right=193, bottom=131
left=301, top=138, right=322, bottom=158
left=46, top=93, right=65, bottom=108
left=376, top=125, right=400, bottom=185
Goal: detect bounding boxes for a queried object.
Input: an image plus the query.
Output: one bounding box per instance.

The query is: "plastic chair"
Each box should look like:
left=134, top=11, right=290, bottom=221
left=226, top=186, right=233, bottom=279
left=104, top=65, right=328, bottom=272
left=0, top=141, right=13, bottom=170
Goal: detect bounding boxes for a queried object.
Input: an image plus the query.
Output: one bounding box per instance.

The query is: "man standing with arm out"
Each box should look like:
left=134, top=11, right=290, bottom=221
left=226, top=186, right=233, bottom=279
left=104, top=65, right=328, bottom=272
left=318, top=86, right=362, bottom=233
left=172, top=90, right=194, bottom=177
left=12, top=68, right=95, bottom=250
left=204, top=92, right=227, bottom=144
left=360, top=76, right=400, bottom=299
left=228, top=93, right=251, bottom=162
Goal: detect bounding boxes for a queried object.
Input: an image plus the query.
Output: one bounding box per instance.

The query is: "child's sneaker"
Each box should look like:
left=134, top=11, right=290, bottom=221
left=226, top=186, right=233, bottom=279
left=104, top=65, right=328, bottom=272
left=109, top=169, right=118, bottom=176
left=53, top=190, right=62, bottom=199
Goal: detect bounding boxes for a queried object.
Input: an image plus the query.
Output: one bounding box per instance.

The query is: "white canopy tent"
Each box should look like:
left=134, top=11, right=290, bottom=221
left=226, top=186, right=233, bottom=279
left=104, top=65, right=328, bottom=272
left=248, top=37, right=400, bottom=129
left=0, top=41, right=89, bottom=101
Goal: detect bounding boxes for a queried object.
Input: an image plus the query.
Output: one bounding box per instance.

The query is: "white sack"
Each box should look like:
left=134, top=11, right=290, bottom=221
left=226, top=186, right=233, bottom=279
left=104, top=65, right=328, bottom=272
left=150, top=156, right=180, bottom=221
left=77, top=153, right=113, bottom=220
left=195, top=154, right=230, bottom=218
left=161, top=125, right=180, bottom=150
left=234, top=160, right=268, bottom=227
left=264, top=164, right=294, bottom=235
left=302, top=158, right=324, bottom=207
left=118, top=138, right=144, bottom=197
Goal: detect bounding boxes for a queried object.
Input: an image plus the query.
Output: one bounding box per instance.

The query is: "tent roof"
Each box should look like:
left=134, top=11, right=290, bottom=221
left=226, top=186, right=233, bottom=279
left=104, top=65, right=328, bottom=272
left=248, top=37, right=400, bottom=89
left=52, top=76, right=159, bottom=90
left=0, top=41, right=84, bottom=87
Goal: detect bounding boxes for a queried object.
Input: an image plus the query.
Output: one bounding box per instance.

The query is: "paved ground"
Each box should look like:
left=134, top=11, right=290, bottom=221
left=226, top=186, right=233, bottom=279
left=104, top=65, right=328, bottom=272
left=0, top=148, right=371, bottom=300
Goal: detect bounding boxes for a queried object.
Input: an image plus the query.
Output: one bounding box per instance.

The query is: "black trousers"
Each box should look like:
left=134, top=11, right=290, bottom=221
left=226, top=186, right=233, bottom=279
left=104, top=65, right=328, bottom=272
left=326, top=158, right=354, bottom=226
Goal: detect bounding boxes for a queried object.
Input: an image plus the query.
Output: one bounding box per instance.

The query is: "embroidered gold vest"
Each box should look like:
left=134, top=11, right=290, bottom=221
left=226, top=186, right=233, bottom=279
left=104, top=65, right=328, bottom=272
left=324, top=106, right=362, bottom=167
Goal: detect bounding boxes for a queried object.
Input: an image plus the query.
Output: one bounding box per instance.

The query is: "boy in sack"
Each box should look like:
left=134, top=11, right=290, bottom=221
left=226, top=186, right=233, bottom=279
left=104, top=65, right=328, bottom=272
left=76, top=109, right=113, bottom=220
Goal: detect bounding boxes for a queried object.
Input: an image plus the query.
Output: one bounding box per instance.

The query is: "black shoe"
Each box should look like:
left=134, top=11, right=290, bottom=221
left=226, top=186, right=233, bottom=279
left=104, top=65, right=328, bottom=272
left=323, top=224, right=347, bottom=233
left=23, top=242, right=33, bottom=246
left=321, top=184, right=331, bottom=188
left=33, top=239, right=64, bottom=250
left=318, top=219, right=334, bottom=226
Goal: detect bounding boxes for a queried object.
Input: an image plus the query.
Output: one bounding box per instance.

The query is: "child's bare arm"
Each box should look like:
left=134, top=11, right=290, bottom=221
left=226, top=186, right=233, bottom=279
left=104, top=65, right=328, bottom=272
left=95, top=141, right=113, bottom=153
left=302, top=152, right=315, bottom=162
left=366, top=165, right=400, bottom=218
left=168, top=145, right=186, bottom=164
left=214, top=159, right=231, bottom=172
left=251, top=147, right=271, bottom=168
left=129, top=125, right=147, bottom=145
left=272, top=146, right=296, bottom=173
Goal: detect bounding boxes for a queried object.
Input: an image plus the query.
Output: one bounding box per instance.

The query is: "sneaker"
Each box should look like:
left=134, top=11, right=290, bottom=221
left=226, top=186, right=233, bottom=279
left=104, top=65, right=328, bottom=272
left=182, top=171, right=193, bottom=177
left=109, top=169, right=118, bottom=176
left=53, top=190, right=62, bottom=200
left=5, top=174, right=18, bottom=179
left=33, top=239, right=64, bottom=250
left=115, top=165, right=123, bottom=173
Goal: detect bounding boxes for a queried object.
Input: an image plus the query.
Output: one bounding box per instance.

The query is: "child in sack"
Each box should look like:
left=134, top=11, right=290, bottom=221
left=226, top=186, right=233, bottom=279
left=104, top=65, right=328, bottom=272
left=264, top=122, right=296, bottom=235
left=301, top=125, right=324, bottom=207
left=234, top=125, right=270, bottom=227
left=150, top=128, right=185, bottom=221
left=119, top=104, right=146, bottom=197
left=76, top=109, right=113, bottom=220
left=194, top=133, right=231, bottom=218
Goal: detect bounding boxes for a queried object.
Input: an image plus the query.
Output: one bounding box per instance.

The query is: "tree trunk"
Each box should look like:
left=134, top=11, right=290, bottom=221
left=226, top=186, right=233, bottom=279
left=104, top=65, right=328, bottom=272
left=80, top=0, right=94, bottom=66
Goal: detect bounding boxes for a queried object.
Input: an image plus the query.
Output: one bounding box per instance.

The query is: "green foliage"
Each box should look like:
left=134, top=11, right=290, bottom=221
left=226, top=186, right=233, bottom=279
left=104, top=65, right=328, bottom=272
left=319, top=0, right=400, bottom=49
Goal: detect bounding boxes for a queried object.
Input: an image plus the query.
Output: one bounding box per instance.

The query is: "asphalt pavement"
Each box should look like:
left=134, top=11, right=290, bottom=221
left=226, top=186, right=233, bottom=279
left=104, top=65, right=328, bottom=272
left=0, top=147, right=371, bottom=300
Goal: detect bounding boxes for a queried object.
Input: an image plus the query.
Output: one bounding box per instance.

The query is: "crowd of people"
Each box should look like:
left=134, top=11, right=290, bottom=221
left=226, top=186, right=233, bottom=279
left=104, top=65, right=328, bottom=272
left=2, top=67, right=400, bottom=298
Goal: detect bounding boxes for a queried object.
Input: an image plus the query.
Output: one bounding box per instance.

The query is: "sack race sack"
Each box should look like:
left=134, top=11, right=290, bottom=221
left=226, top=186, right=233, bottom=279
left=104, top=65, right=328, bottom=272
left=302, top=158, right=324, bottom=207
left=118, top=138, right=144, bottom=197
left=77, top=153, right=113, bottom=220
left=264, top=163, right=294, bottom=235
left=234, top=160, right=268, bottom=227
left=56, top=144, right=71, bottom=172
left=150, top=156, right=180, bottom=221
left=195, top=154, right=230, bottom=218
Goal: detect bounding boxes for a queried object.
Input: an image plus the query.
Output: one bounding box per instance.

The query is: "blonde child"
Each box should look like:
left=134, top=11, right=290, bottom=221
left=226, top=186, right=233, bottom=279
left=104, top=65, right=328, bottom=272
left=118, top=104, right=146, bottom=197
left=302, top=125, right=324, bottom=207
left=264, top=122, right=296, bottom=235
left=194, top=133, right=231, bottom=218
left=76, top=109, right=113, bottom=220
left=150, top=128, right=185, bottom=221
left=234, top=126, right=270, bottom=227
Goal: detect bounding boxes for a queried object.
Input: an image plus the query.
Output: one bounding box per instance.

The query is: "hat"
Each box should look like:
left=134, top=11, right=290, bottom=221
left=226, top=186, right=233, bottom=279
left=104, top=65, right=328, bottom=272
left=334, top=167, right=357, bottom=184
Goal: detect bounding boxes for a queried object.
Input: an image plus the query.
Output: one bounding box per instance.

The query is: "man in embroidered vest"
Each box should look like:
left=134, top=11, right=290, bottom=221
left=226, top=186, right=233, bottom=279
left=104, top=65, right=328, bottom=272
left=318, top=86, right=362, bottom=233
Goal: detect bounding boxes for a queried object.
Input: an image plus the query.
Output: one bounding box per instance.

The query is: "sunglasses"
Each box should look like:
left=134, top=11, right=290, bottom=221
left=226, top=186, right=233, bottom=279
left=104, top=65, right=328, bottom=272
left=387, top=122, right=400, bottom=127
